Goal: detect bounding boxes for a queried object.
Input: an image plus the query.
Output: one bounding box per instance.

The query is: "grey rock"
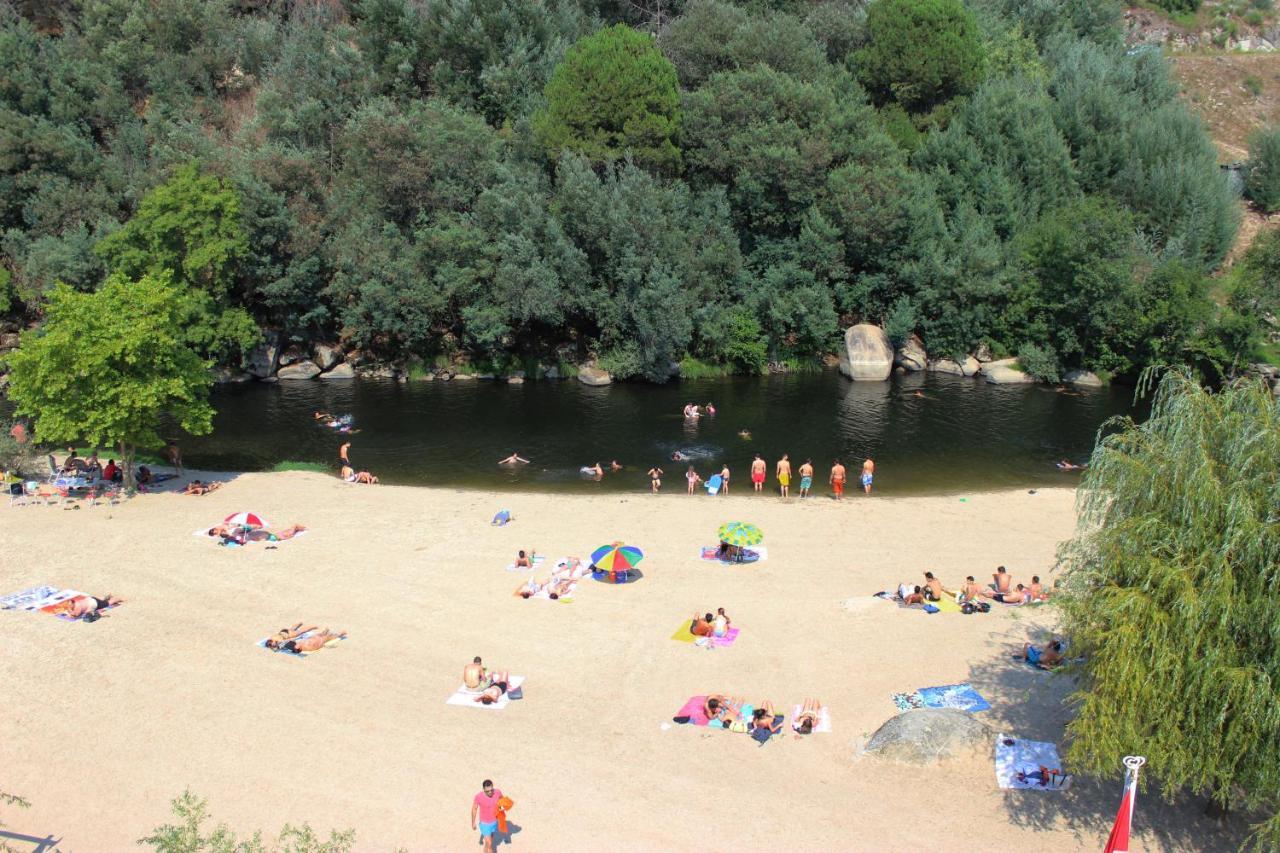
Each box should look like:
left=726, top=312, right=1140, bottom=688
left=277, top=360, right=321, bottom=380
left=973, top=342, right=993, bottom=363
left=542, top=365, right=560, bottom=380
left=838, top=324, right=893, bottom=381
left=319, top=362, right=355, bottom=380
left=1249, top=362, right=1280, bottom=380
left=894, top=334, right=927, bottom=372
left=245, top=330, right=281, bottom=378
left=357, top=365, right=395, bottom=380
left=278, top=344, right=307, bottom=366
left=984, top=364, right=1035, bottom=385
left=960, top=355, right=980, bottom=377
left=1063, top=369, right=1103, bottom=388
left=929, top=358, right=965, bottom=376
left=418, top=372, right=435, bottom=381
left=211, top=367, right=253, bottom=384
left=578, top=365, right=613, bottom=386
left=453, top=372, right=477, bottom=381
left=508, top=376, right=525, bottom=384
left=313, top=343, right=343, bottom=371
left=863, top=708, right=993, bottom=765
left=0, top=332, right=19, bottom=350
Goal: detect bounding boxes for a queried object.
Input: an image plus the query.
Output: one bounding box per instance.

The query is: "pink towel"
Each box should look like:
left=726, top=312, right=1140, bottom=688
left=709, top=628, right=740, bottom=647
left=675, top=695, right=711, bottom=725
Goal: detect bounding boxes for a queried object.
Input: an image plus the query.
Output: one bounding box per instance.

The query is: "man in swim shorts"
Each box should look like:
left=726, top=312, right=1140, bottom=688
left=798, top=459, right=814, bottom=498
left=861, top=458, right=875, bottom=494
left=719, top=464, right=730, bottom=495
left=830, top=459, right=846, bottom=500
left=472, top=779, right=505, bottom=852
left=464, top=656, right=490, bottom=690
left=751, top=454, right=766, bottom=492
left=776, top=454, right=791, bottom=498
left=648, top=465, right=663, bottom=493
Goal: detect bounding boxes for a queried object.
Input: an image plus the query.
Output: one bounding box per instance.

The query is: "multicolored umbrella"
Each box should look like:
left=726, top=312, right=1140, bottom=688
left=224, top=511, right=268, bottom=529
left=590, top=542, right=644, bottom=572
left=717, top=522, right=763, bottom=547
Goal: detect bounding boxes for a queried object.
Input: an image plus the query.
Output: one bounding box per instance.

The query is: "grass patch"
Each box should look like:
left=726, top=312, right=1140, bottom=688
left=1256, top=342, right=1280, bottom=366
left=270, top=460, right=330, bottom=473
left=678, top=356, right=734, bottom=379
left=775, top=356, right=823, bottom=374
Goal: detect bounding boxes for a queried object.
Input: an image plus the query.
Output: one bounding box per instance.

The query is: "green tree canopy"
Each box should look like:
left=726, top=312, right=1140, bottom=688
left=1059, top=371, right=1280, bottom=849
left=1244, top=125, right=1280, bottom=215
left=855, top=0, right=986, bottom=114
left=534, top=24, right=681, bottom=173
left=3, top=273, right=214, bottom=490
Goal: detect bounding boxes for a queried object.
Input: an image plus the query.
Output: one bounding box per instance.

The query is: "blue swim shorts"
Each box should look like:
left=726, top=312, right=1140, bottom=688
left=861, top=473, right=873, bottom=487
left=479, top=821, right=499, bottom=837
left=800, top=476, right=813, bottom=490
left=1026, top=646, right=1042, bottom=665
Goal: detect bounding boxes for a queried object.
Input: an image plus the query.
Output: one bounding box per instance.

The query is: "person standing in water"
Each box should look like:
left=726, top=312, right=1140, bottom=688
left=776, top=454, right=792, bottom=498
left=830, top=459, right=846, bottom=501
left=861, top=458, right=875, bottom=494
left=686, top=465, right=703, bottom=495
left=751, top=454, right=766, bottom=493
left=798, top=459, right=814, bottom=499
left=647, top=465, right=663, bottom=493
left=719, top=462, right=730, bottom=495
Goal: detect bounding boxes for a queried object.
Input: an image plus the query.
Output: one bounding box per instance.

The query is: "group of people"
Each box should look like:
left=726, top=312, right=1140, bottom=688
left=682, top=402, right=716, bottom=419
left=338, top=441, right=379, bottom=484
left=649, top=454, right=876, bottom=499
left=206, top=522, right=308, bottom=546
left=462, top=656, right=515, bottom=705
left=512, top=555, right=590, bottom=600
left=689, top=608, right=732, bottom=639
left=896, top=567, right=1052, bottom=608
left=689, top=695, right=824, bottom=738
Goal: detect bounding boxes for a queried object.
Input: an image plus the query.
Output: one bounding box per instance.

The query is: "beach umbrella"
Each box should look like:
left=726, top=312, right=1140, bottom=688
left=224, top=511, right=268, bottom=529
left=717, top=521, right=763, bottom=547
left=590, top=542, right=644, bottom=572
left=1103, top=756, right=1145, bottom=853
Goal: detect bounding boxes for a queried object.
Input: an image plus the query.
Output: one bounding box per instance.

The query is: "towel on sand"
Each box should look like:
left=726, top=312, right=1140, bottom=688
left=892, top=683, right=991, bottom=713
left=446, top=676, right=526, bottom=710
left=670, top=621, right=740, bottom=647
left=699, top=546, right=768, bottom=563
left=1, top=585, right=69, bottom=611
left=672, top=695, right=713, bottom=726
left=790, top=705, right=831, bottom=733
left=255, top=630, right=346, bottom=658
left=39, top=592, right=121, bottom=621
left=995, top=735, right=1071, bottom=790
left=516, top=580, right=578, bottom=601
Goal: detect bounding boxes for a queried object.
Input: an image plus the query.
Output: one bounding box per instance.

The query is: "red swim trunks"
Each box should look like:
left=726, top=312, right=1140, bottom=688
left=752, top=471, right=765, bottom=484
left=833, top=479, right=844, bottom=496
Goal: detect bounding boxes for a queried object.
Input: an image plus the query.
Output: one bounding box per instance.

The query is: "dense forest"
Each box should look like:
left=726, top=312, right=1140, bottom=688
left=0, top=0, right=1273, bottom=383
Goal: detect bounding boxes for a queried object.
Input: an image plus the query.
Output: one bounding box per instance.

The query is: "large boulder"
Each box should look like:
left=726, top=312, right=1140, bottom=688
left=982, top=357, right=1034, bottom=385
left=863, top=708, right=993, bottom=765
left=929, top=358, right=965, bottom=376
left=313, top=343, right=343, bottom=371
left=211, top=367, right=253, bottom=384
left=960, top=355, right=980, bottom=376
left=278, top=344, right=307, bottom=366
left=319, top=362, right=355, bottom=380
left=838, top=324, right=893, bottom=381
left=578, top=365, right=613, bottom=386
left=894, top=335, right=927, bottom=372
left=245, top=330, right=281, bottom=379
left=277, top=360, right=321, bottom=380
left=1063, top=369, right=1102, bottom=388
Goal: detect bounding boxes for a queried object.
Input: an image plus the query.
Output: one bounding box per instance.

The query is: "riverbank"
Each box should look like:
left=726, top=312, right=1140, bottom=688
left=0, top=474, right=1242, bottom=850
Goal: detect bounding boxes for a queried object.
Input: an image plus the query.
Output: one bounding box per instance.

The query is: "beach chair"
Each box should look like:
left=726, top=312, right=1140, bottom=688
left=46, top=455, right=60, bottom=483
left=7, top=481, right=28, bottom=507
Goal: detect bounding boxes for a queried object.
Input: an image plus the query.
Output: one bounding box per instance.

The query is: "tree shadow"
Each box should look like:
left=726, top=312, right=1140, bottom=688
left=0, top=828, right=62, bottom=851
left=966, top=620, right=1254, bottom=849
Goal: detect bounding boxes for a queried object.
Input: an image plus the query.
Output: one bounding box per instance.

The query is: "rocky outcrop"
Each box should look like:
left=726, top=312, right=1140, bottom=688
left=838, top=324, right=893, bottom=381
left=508, top=376, right=524, bottom=384
left=278, top=345, right=307, bottom=366
left=313, top=343, right=343, bottom=371
left=245, top=331, right=281, bottom=379
left=319, top=362, right=355, bottom=380
left=1063, top=369, right=1102, bottom=388
left=277, top=361, right=321, bottom=380
left=578, top=365, right=613, bottom=386
left=930, top=358, right=964, bottom=376
left=864, top=709, right=992, bottom=764
left=0, top=332, right=19, bottom=351
left=894, top=335, right=927, bottom=372
left=211, top=367, right=253, bottom=384
left=982, top=358, right=1034, bottom=385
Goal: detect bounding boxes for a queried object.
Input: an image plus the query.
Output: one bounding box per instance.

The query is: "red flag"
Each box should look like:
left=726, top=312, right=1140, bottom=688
left=1104, top=756, right=1145, bottom=853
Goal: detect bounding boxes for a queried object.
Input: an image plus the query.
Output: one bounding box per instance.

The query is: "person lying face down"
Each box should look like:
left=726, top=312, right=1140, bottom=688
left=265, top=628, right=347, bottom=653
left=474, top=670, right=511, bottom=704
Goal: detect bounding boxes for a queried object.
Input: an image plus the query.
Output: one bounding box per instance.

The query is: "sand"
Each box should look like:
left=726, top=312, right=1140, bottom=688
left=0, top=474, right=1239, bottom=851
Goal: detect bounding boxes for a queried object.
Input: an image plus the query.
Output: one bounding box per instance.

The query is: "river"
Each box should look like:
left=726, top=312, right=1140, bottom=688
left=177, top=370, right=1135, bottom=494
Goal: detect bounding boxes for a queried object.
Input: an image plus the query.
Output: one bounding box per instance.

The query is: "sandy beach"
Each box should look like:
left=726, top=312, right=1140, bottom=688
left=0, top=474, right=1240, bottom=851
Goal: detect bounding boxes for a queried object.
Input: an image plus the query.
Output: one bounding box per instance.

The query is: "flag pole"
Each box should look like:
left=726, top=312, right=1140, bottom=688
left=1104, top=755, right=1146, bottom=853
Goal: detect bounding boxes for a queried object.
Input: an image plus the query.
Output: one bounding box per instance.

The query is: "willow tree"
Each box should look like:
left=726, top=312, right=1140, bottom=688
left=1057, top=370, right=1280, bottom=846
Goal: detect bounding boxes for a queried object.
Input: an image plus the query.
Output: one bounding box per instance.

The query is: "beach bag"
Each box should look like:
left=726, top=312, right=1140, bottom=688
left=976, top=602, right=991, bottom=613
left=961, top=602, right=976, bottom=615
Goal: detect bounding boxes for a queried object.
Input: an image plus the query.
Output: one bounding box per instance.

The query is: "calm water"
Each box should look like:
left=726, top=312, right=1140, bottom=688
left=179, top=371, right=1136, bottom=494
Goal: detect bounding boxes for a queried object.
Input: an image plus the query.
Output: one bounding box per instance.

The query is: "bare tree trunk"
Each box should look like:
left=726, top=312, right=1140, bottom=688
left=119, top=440, right=136, bottom=494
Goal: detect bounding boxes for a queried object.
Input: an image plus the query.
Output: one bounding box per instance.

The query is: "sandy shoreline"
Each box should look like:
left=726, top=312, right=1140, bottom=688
left=0, top=474, right=1240, bottom=850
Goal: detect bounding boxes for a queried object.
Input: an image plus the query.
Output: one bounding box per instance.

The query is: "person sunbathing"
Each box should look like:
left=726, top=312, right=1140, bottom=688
left=183, top=479, right=223, bottom=496
left=475, top=670, right=511, bottom=704
left=704, top=694, right=729, bottom=720
left=206, top=524, right=246, bottom=545
left=247, top=524, right=307, bottom=542
left=68, top=593, right=123, bottom=618
left=514, top=549, right=534, bottom=569
left=751, top=703, right=783, bottom=736
left=551, top=557, right=588, bottom=581
left=514, top=577, right=543, bottom=599
left=265, top=628, right=347, bottom=653
left=274, top=622, right=318, bottom=642
left=959, top=576, right=984, bottom=603
left=994, top=583, right=1031, bottom=605
left=464, top=657, right=490, bottom=690
left=794, top=698, right=824, bottom=734
left=340, top=464, right=379, bottom=484
left=900, top=586, right=926, bottom=606
left=1028, top=575, right=1050, bottom=601
left=1015, top=640, right=1066, bottom=669
left=691, top=612, right=714, bottom=637
left=923, top=571, right=944, bottom=601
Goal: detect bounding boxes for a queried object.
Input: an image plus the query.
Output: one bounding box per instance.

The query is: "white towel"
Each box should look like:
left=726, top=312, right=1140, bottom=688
left=790, top=705, right=831, bottom=733
left=446, top=675, right=526, bottom=710
left=994, top=734, right=1070, bottom=790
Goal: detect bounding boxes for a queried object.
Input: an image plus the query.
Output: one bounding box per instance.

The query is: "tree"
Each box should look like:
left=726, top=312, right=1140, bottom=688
left=1058, top=371, right=1280, bottom=849
left=139, top=790, right=354, bottom=853
left=1244, top=125, right=1280, bottom=214
left=95, top=164, right=259, bottom=363
left=855, top=0, right=985, bottom=115
left=534, top=24, right=681, bottom=174
left=3, top=274, right=214, bottom=492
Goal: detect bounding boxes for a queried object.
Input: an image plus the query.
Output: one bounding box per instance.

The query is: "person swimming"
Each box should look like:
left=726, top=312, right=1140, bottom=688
left=1056, top=460, right=1087, bottom=471
left=704, top=402, right=716, bottom=416
left=498, top=453, right=530, bottom=465
left=581, top=462, right=604, bottom=478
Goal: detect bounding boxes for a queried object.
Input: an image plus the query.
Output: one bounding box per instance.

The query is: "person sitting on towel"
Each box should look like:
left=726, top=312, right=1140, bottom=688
left=68, top=593, right=124, bottom=618
left=984, top=566, right=1013, bottom=598
left=474, top=670, right=512, bottom=704
left=265, top=628, right=347, bottom=653
left=704, top=694, right=731, bottom=721
left=712, top=608, right=731, bottom=637
left=464, top=657, right=490, bottom=690
left=691, top=612, right=714, bottom=636
left=1015, top=640, right=1065, bottom=669
left=959, top=576, right=984, bottom=604
left=923, top=571, right=944, bottom=601
left=1028, top=575, right=1050, bottom=601
left=994, top=583, right=1031, bottom=605
left=794, top=698, right=824, bottom=734
left=514, top=550, right=534, bottom=569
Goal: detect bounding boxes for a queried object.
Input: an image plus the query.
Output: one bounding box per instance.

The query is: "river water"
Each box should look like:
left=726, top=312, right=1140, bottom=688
left=179, top=370, right=1135, bottom=495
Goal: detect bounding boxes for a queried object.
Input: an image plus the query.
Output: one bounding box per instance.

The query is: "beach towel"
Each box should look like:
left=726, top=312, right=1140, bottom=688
left=1, top=585, right=68, bottom=611
left=672, top=695, right=713, bottom=726
left=699, top=546, right=768, bottom=563
left=446, top=676, right=526, bottom=710
left=491, top=509, right=512, bottom=526
left=39, top=592, right=121, bottom=621
left=892, top=683, right=991, bottom=713
left=255, top=630, right=346, bottom=658
left=790, top=706, right=832, bottom=733
left=505, top=556, right=545, bottom=572
left=670, top=621, right=740, bottom=647
left=516, top=580, right=578, bottom=601
left=995, top=735, right=1071, bottom=790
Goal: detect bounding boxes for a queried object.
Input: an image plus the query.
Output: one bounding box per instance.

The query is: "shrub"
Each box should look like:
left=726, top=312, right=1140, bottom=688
left=1016, top=342, right=1061, bottom=382
left=719, top=311, right=768, bottom=374
left=139, top=790, right=354, bottom=853
left=1244, top=74, right=1264, bottom=97
left=1151, top=0, right=1202, bottom=11
left=1245, top=126, right=1280, bottom=212
left=855, top=0, right=986, bottom=114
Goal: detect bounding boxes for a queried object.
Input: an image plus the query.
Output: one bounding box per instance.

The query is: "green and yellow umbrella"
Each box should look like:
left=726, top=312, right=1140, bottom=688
left=717, top=521, right=763, bottom=547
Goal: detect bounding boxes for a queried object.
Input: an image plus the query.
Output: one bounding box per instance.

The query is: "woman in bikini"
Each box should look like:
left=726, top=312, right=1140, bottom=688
left=794, top=698, right=824, bottom=734
left=685, top=466, right=702, bottom=495
left=475, top=670, right=511, bottom=704
left=265, top=628, right=347, bottom=653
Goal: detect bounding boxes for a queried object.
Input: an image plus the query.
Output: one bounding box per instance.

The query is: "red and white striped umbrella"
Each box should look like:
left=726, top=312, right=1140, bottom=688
left=224, top=511, right=268, bottom=529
